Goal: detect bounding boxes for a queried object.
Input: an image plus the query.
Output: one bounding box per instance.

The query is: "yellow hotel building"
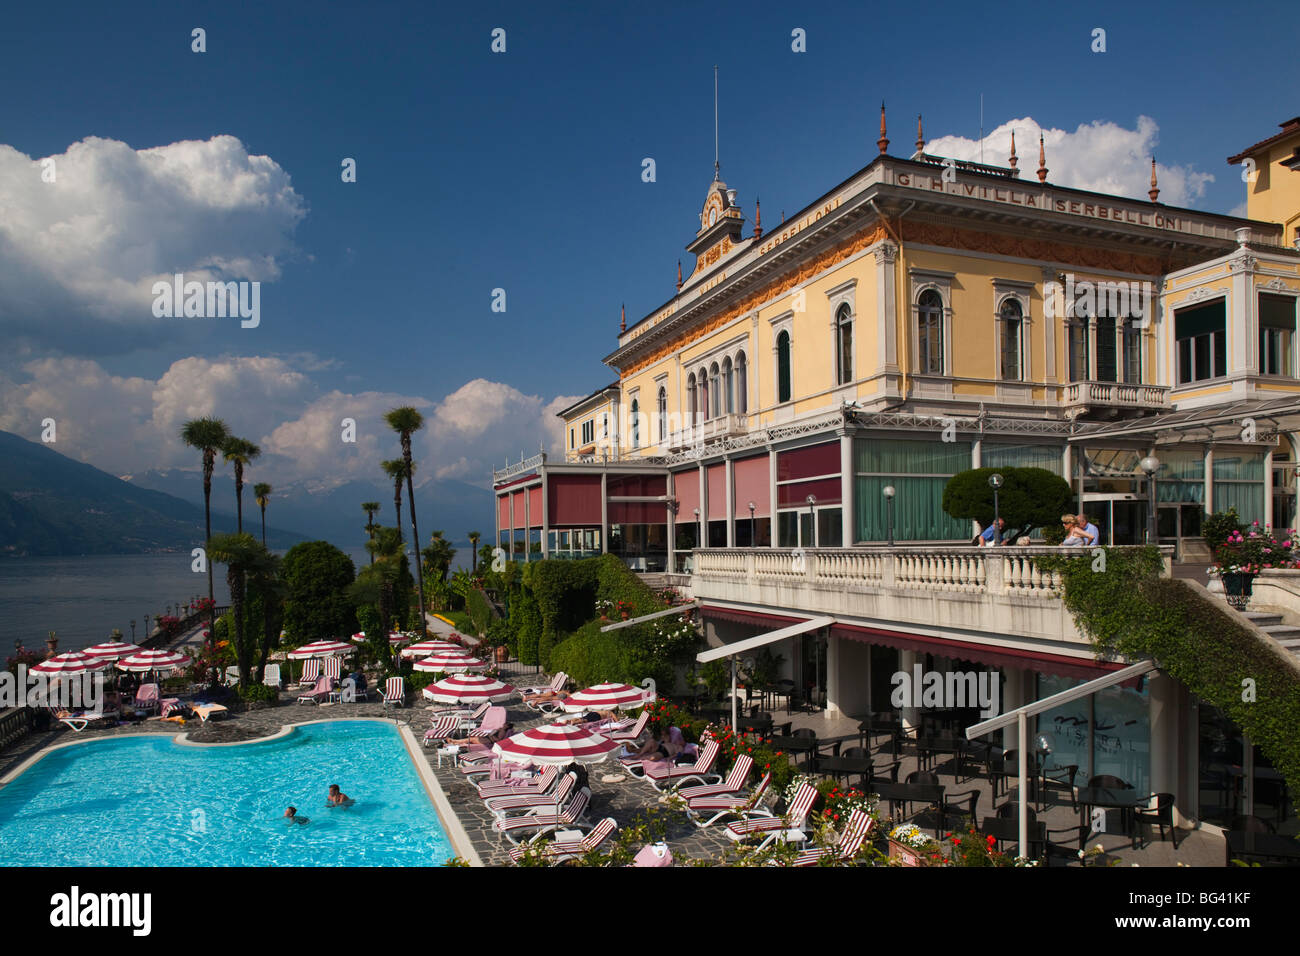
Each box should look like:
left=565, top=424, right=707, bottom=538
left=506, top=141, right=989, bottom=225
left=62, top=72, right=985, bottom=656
left=500, top=111, right=1300, bottom=570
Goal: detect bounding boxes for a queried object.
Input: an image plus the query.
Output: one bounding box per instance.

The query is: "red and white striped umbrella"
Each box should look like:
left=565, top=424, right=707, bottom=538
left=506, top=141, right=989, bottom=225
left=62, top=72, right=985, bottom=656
left=421, top=673, right=516, bottom=704
left=82, top=641, right=142, bottom=661
left=30, top=651, right=108, bottom=675
left=493, top=723, right=618, bottom=766
left=559, top=682, right=654, bottom=713
left=412, top=651, right=486, bottom=673
left=349, top=631, right=367, bottom=642
left=116, top=649, right=189, bottom=673
left=401, top=640, right=460, bottom=658
left=287, top=640, right=353, bottom=660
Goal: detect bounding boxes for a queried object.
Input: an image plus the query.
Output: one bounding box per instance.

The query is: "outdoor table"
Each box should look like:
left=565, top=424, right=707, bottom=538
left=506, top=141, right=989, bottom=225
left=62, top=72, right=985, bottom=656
left=980, top=816, right=1047, bottom=858
left=767, top=734, right=818, bottom=768
left=1224, top=830, right=1300, bottom=866
left=872, top=781, right=946, bottom=832
left=917, top=736, right=968, bottom=780
left=737, top=715, right=773, bottom=738
left=816, top=755, right=874, bottom=787
left=1076, top=787, right=1143, bottom=848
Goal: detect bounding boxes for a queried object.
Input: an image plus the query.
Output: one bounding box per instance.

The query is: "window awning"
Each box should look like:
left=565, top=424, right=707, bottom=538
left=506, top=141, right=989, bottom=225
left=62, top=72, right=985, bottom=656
left=696, top=615, right=834, bottom=663
left=1068, top=395, right=1300, bottom=445
left=698, top=604, right=809, bottom=629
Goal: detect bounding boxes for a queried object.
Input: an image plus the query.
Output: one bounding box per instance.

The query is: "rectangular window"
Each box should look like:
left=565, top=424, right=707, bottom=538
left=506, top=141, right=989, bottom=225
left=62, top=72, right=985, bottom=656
left=777, top=511, right=800, bottom=547
left=569, top=428, right=574, bottom=449
left=919, top=316, right=943, bottom=374
left=1122, top=322, right=1142, bottom=384
left=580, top=420, right=594, bottom=444
left=1000, top=319, right=1021, bottom=380
left=1175, top=301, right=1226, bottom=384
left=1095, top=316, right=1117, bottom=382
left=1068, top=322, right=1090, bottom=381
left=1259, top=292, right=1296, bottom=376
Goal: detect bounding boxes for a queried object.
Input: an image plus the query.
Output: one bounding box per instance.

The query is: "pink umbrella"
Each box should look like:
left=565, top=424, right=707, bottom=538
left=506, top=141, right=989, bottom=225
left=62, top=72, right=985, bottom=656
left=421, top=674, right=516, bottom=704
left=82, top=641, right=142, bottom=662
left=559, top=682, right=654, bottom=713
left=30, top=651, right=108, bottom=675
left=413, top=651, right=487, bottom=673
left=287, top=641, right=353, bottom=660
left=116, top=649, right=188, bottom=673
left=401, top=640, right=460, bottom=658
left=493, top=723, right=618, bottom=766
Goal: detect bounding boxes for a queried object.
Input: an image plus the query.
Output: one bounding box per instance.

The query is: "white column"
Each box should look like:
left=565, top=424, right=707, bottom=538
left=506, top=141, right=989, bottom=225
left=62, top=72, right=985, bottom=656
left=666, top=470, right=676, bottom=573
left=540, top=471, right=550, bottom=557
left=508, top=494, right=516, bottom=562
left=1265, top=447, right=1275, bottom=528
left=1204, top=447, right=1214, bottom=515
left=600, top=471, right=609, bottom=555
left=840, top=431, right=854, bottom=546
left=825, top=633, right=841, bottom=719
left=899, top=649, right=919, bottom=736
left=523, top=485, right=531, bottom=562
left=769, top=447, right=779, bottom=548
left=1148, top=672, right=1188, bottom=825
left=725, top=456, right=735, bottom=547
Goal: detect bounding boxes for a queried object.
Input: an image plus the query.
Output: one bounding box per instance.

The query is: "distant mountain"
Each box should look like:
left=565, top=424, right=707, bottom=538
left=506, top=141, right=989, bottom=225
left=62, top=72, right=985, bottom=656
left=126, top=468, right=495, bottom=558
left=0, top=430, right=307, bottom=556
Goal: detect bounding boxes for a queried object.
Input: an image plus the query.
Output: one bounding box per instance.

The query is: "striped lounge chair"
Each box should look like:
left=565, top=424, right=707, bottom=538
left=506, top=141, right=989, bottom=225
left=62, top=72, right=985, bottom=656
left=688, top=773, right=772, bottom=828
left=787, top=808, right=874, bottom=866
left=676, top=754, right=753, bottom=802
left=493, top=788, right=592, bottom=844
left=466, top=706, right=507, bottom=740
left=485, top=771, right=577, bottom=819
left=322, top=656, right=343, bottom=685
left=423, top=715, right=464, bottom=748
left=134, top=683, right=160, bottom=715
left=508, top=817, right=618, bottom=865
left=296, top=676, right=333, bottom=704
left=295, top=658, right=321, bottom=690
left=605, top=709, right=650, bottom=744
left=645, top=739, right=722, bottom=791
left=520, top=672, right=566, bottom=698
left=725, top=780, right=819, bottom=849
left=476, top=765, right=559, bottom=800
left=380, top=677, right=405, bottom=708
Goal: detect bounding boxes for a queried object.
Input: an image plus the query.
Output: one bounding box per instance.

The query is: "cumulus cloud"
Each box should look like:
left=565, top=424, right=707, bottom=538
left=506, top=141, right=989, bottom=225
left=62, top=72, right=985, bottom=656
left=0, top=135, right=306, bottom=354
left=926, top=116, right=1214, bottom=207
left=0, top=355, right=571, bottom=489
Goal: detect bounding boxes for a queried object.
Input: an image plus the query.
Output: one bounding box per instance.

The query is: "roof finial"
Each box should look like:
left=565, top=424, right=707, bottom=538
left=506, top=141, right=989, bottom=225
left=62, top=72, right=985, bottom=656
left=1036, top=132, right=1048, bottom=183
left=1148, top=157, right=1160, bottom=202
left=620, top=302, right=626, bottom=332
left=1008, top=130, right=1018, bottom=169
left=754, top=197, right=762, bottom=240
left=877, top=101, right=890, bottom=155
left=675, top=260, right=682, bottom=291
left=916, top=114, right=924, bottom=154
left=713, top=65, right=720, bottom=181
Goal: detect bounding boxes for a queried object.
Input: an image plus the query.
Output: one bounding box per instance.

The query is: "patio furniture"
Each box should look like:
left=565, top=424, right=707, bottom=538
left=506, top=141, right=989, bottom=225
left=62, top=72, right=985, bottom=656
left=295, top=658, right=321, bottom=689
left=1038, top=762, right=1079, bottom=811
left=768, top=732, right=818, bottom=769
left=1225, top=829, right=1300, bottom=866
left=992, top=749, right=1040, bottom=800
left=676, top=754, right=754, bottom=802
left=644, top=739, right=723, bottom=790
left=816, top=746, right=875, bottom=788
left=134, top=683, right=160, bottom=715
left=1228, top=814, right=1275, bottom=834
left=492, top=787, right=592, bottom=844
left=262, top=663, right=281, bottom=689
left=787, top=808, right=873, bottom=866
left=476, top=765, right=559, bottom=800
left=423, top=715, right=465, bottom=748
left=1077, top=786, right=1142, bottom=849
left=380, top=676, right=405, bottom=708
left=296, top=676, right=333, bottom=705
left=872, top=780, right=946, bottom=829
left=485, top=771, right=577, bottom=818
left=606, top=709, right=650, bottom=744
left=687, top=772, right=772, bottom=828
left=917, top=735, right=968, bottom=781
left=725, top=780, right=817, bottom=849
left=1134, top=792, right=1179, bottom=848
left=1043, top=824, right=1089, bottom=866
left=508, top=817, right=618, bottom=865
left=912, top=785, right=980, bottom=840
left=981, top=815, right=1047, bottom=858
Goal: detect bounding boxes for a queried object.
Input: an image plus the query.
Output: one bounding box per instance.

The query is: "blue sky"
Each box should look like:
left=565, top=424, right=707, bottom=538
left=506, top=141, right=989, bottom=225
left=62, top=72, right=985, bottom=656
left=0, top=0, right=1295, bottom=491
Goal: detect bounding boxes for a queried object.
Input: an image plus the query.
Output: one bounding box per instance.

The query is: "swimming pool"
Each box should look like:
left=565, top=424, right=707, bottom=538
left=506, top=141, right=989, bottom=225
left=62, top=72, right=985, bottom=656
left=0, top=720, right=456, bottom=866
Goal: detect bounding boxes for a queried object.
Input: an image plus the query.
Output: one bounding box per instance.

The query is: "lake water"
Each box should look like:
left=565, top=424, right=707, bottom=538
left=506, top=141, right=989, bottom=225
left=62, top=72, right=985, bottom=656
left=0, top=549, right=372, bottom=654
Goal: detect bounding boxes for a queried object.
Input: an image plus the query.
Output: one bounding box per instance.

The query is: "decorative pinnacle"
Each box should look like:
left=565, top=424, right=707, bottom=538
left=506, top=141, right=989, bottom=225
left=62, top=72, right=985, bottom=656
left=1036, top=132, right=1048, bottom=183
left=916, top=114, right=924, bottom=154
left=620, top=302, right=626, bottom=332
left=877, top=101, right=889, bottom=154
left=1148, top=157, right=1160, bottom=202
left=754, top=198, right=762, bottom=240
left=676, top=260, right=682, bottom=291
left=1008, top=130, right=1018, bottom=169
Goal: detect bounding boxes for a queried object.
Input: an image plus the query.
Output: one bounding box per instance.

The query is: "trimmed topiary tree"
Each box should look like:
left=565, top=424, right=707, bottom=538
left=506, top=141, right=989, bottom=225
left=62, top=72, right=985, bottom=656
left=282, top=541, right=358, bottom=642
left=942, top=466, right=1072, bottom=542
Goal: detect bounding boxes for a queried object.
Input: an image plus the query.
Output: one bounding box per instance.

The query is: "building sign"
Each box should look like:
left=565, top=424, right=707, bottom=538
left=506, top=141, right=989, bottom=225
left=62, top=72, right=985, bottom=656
left=757, top=198, right=844, bottom=256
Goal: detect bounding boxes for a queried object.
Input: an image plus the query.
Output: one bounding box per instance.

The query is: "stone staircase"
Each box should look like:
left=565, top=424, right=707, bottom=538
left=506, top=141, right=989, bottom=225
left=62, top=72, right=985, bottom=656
left=1240, top=607, right=1300, bottom=662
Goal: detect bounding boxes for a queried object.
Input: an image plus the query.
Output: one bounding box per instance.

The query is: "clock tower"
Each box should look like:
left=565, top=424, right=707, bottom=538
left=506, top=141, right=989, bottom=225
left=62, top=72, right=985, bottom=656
left=685, top=168, right=747, bottom=282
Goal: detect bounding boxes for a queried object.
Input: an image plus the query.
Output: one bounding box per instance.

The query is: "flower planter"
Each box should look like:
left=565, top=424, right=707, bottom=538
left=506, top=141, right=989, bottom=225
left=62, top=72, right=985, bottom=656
left=888, top=839, right=926, bottom=866
left=1222, top=572, right=1255, bottom=611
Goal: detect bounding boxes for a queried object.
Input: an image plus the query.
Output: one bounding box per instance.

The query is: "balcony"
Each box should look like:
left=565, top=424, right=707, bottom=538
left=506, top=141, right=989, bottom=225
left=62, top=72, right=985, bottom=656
left=667, top=414, right=749, bottom=452
left=1064, top=381, right=1169, bottom=411
left=689, top=546, right=1173, bottom=651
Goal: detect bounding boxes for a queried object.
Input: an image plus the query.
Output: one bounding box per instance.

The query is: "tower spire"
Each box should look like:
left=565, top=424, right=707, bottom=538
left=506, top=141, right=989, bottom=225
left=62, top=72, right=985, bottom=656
left=1036, top=132, right=1048, bottom=183
left=713, top=65, right=720, bottom=181
left=877, top=101, right=889, bottom=155
left=1148, top=157, right=1160, bottom=202
left=754, top=197, right=762, bottom=240
left=1008, top=130, right=1018, bottom=169
left=916, top=114, right=924, bottom=154
left=620, top=302, right=626, bottom=332
left=676, top=260, right=682, bottom=291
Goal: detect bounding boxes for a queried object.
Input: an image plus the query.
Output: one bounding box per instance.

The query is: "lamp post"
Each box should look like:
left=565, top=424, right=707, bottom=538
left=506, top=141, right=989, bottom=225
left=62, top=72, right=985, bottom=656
left=694, top=507, right=702, bottom=550
left=1140, top=455, right=1161, bottom=545
left=806, top=494, right=818, bottom=549
left=143, top=614, right=151, bottom=642
left=882, top=485, right=896, bottom=546
left=129, top=620, right=136, bottom=641
left=988, top=473, right=1004, bottom=545
left=748, top=501, right=756, bottom=548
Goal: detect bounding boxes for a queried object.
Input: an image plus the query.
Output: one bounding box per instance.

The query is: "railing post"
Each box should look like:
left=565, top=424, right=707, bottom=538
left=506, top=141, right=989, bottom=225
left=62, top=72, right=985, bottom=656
left=882, top=549, right=896, bottom=589
left=984, top=550, right=1005, bottom=594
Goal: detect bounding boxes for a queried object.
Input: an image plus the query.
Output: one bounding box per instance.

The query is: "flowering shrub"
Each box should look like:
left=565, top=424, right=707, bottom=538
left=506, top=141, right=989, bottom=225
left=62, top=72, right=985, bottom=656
left=5, top=646, right=43, bottom=674
left=1208, top=523, right=1299, bottom=576
left=644, top=614, right=699, bottom=658
left=889, top=823, right=932, bottom=849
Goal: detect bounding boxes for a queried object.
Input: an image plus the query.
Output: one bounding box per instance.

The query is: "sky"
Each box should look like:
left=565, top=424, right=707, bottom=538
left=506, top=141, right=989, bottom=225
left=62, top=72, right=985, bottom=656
left=0, top=0, right=1295, bottom=495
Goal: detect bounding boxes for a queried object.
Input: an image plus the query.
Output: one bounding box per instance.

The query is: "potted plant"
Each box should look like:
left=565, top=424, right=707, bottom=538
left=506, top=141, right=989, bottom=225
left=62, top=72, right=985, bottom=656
left=1209, top=522, right=1297, bottom=610
left=888, top=823, right=940, bottom=866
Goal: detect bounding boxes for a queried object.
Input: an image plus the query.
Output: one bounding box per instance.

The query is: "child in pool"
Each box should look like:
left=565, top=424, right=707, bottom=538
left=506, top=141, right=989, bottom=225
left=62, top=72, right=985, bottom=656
left=326, top=784, right=354, bottom=807
left=284, top=806, right=309, bottom=825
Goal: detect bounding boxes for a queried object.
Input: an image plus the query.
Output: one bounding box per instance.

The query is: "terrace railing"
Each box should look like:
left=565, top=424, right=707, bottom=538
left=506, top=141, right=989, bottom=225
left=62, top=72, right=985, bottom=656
left=0, top=707, right=34, bottom=754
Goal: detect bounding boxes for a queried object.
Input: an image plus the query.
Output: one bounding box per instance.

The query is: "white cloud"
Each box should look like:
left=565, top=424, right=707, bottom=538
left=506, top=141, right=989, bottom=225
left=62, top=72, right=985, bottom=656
left=0, top=135, right=306, bottom=353
left=926, top=115, right=1214, bottom=207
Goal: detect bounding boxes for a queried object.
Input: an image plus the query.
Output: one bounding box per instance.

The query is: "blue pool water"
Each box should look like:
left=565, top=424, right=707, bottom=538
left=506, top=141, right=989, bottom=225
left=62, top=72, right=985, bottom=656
left=0, top=720, right=455, bottom=866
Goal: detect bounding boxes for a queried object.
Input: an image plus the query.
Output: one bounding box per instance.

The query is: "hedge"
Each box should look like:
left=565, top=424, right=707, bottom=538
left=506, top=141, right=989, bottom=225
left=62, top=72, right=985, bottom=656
left=466, top=588, right=494, bottom=637
left=1045, top=546, right=1300, bottom=796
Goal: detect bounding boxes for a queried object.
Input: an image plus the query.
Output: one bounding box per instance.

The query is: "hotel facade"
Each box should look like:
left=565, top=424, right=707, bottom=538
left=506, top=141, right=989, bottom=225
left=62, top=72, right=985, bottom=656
left=494, top=112, right=1300, bottom=831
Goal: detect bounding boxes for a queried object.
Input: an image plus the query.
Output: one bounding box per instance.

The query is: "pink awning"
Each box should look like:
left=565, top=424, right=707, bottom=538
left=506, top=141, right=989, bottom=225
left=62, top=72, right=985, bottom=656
left=707, top=463, right=727, bottom=520
left=528, top=486, right=543, bottom=528
left=673, top=468, right=700, bottom=520
left=548, top=474, right=602, bottom=526
left=732, top=454, right=769, bottom=518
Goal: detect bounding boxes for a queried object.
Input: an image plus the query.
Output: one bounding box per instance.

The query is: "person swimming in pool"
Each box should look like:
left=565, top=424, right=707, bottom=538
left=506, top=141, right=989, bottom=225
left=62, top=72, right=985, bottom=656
left=284, top=806, right=309, bottom=825
left=326, top=784, right=354, bottom=807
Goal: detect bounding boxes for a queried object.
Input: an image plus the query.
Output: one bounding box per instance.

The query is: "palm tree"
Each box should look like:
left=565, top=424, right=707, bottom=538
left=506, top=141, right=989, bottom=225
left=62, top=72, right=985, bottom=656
left=180, top=417, right=231, bottom=645
left=222, top=436, right=261, bottom=533
left=385, top=406, right=428, bottom=635
left=254, top=483, right=273, bottom=548
left=381, top=459, right=409, bottom=545
left=207, top=532, right=271, bottom=688
left=361, top=501, right=381, bottom=564
left=468, top=531, right=481, bottom=574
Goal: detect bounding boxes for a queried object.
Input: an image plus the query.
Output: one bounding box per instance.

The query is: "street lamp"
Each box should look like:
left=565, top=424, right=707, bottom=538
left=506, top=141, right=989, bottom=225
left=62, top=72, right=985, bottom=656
left=129, top=620, right=136, bottom=641
left=143, top=614, right=151, bottom=640
left=748, top=501, right=756, bottom=548
left=1140, top=455, right=1161, bottom=545
left=882, top=485, right=896, bottom=546
left=988, top=473, right=1004, bottom=545
left=806, top=494, right=818, bottom=549
left=694, top=507, right=702, bottom=550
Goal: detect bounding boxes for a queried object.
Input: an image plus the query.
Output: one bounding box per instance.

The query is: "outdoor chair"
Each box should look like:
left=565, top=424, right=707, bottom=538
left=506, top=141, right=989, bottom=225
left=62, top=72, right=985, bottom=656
left=295, top=658, right=321, bottom=689
left=423, top=715, right=464, bottom=748
left=492, top=787, right=592, bottom=844
left=786, top=808, right=874, bottom=866
left=1134, top=793, right=1179, bottom=848
left=913, top=787, right=980, bottom=840
left=296, top=675, right=332, bottom=705
left=1228, top=814, right=1275, bottom=834
left=1043, top=824, right=1089, bottom=866
left=508, top=817, right=618, bottom=866
left=1038, top=763, right=1079, bottom=810
left=687, top=772, right=772, bottom=828
left=725, top=780, right=818, bottom=849
left=645, top=738, right=723, bottom=790
left=380, top=676, right=405, bottom=708
left=993, top=750, right=1040, bottom=800
left=905, top=770, right=940, bottom=787
left=485, top=771, right=577, bottom=819
left=996, top=801, right=1037, bottom=822
left=262, top=663, right=281, bottom=690
left=676, top=754, right=753, bottom=802
left=1085, top=774, right=1131, bottom=790
left=476, top=765, right=559, bottom=800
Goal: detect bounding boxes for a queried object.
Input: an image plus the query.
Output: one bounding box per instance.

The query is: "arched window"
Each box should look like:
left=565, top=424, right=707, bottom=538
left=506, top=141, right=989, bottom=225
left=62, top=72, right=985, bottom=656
left=709, top=362, right=721, bottom=419
left=723, top=356, right=734, bottom=414
left=630, top=398, right=639, bottom=448
left=918, top=290, right=944, bottom=374
left=698, top=368, right=709, bottom=422
left=999, top=299, right=1023, bottom=380
left=687, top=373, right=697, bottom=426
left=835, top=304, right=853, bottom=385
left=657, top=387, right=667, bottom=441
left=776, top=330, right=792, bottom=403
left=736, top=352, right=748, bottom=414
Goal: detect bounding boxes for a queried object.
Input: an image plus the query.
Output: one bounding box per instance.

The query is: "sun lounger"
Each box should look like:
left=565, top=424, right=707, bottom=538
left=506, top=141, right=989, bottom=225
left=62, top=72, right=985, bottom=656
left=295, top=658, right=321, bottom=689
left=485, top=772, right=577, bottom=818
left=688, top=773, right=772, bottom=828
left=644, top=739, right=722, bottom=791
left=323, top=656, right=343, bottom=683
left=380, top=676, right=405, bottom=707
left=191, top=702, right=229, bottom=723
left=605, top=709, right=650, bottom=744
left=466, top=706, right=507, bottom=739
left=134, top=683, right=160, bottom=715
left=676, top=754, right=753, bottom=801
left=508, top=817, right=618, bottom=865
left=725, top=781, right=818, bottom=849
left=423, top=715, right=464, bottom=748
left=519, top=672, right=566, bottom=698
left=476, top=765, right=560, bottom=799
left=492, top=788, right=591, bottom=844
left=262, top=663, right=281, bottom=690
left=54, top=709, right=103, bottom=732
left=787, top=808, right=874, bottom=866
left=296, top=675, right=333, bottom=704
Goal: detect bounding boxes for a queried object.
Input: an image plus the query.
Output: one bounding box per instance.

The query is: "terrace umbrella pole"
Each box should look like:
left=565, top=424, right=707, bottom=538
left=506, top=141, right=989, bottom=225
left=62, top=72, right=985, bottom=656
left=730, top=656, right=737, bottom=733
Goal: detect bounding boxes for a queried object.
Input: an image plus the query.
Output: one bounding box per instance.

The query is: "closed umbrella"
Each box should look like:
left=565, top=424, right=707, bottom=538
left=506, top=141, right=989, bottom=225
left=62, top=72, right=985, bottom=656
left=286, top=641, right=353, bottom=660
left=492, top=723, right=617, bottom=766
left=413, top=651, right=487, bottom=673
left=421, top=674, right=516, bottom=704
left=559, top=682, right=654, bottom=713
